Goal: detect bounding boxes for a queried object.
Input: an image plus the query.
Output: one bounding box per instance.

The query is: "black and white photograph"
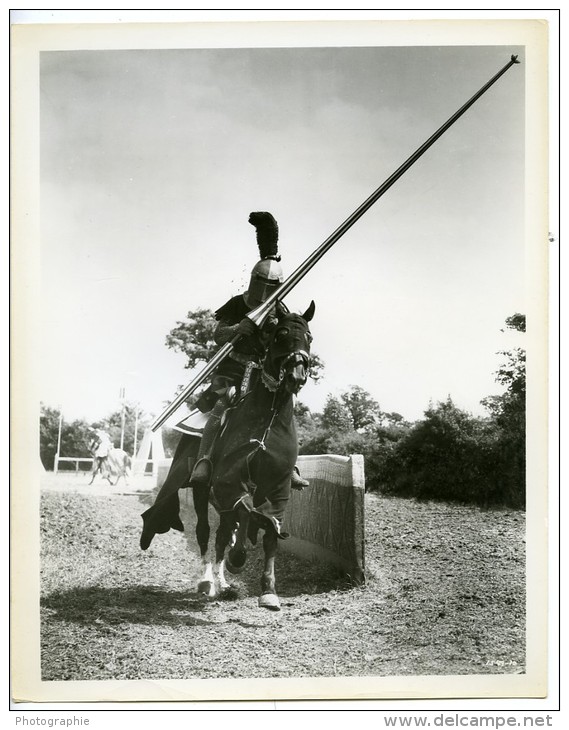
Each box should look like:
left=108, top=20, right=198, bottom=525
left=10, top=11, right=556, bottom=710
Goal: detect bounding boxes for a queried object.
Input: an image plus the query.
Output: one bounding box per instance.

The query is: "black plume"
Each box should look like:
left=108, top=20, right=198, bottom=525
left=248, top=212, right=280, bottom=260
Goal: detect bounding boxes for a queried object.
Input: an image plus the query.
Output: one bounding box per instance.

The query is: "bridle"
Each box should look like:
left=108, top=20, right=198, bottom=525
left=261, top=349, right=310, bottom=393
left=247, top=328, right=311, bottom=454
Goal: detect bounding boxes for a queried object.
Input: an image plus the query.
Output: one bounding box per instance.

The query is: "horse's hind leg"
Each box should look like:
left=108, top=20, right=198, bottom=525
left=113, top=467, right=127, bottom=486
left=258, top=530, right=280, bottom=611
left=102, top=459, right=112, bottom=484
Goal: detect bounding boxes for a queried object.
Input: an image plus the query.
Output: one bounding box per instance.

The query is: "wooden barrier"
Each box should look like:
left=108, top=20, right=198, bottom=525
left=54, top=456, right=160, bottom=477
left=157, top=452, right=365, bottom=585
left=282, top=454, right=365, bottom=585
left=53, top=456, right=94, bottom=474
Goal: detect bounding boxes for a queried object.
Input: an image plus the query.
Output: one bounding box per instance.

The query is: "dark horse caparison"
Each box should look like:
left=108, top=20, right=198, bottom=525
left=140, top=301, right=315, bottom=611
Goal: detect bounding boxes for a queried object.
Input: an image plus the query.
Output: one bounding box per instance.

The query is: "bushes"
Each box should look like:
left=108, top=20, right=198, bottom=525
left=378, top=398, right=524, bottom=508
left=297, top=395, right=525, bottom=509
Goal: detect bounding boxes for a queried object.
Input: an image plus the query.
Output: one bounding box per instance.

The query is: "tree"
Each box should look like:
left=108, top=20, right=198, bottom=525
left=482, top=313, right=526, bottom=437
left=295, top=387, right=409, bottom=486
left=379, top=397, right=497, bottom=505
left=293, top=400, right=314, bottom=432
left=294, top=401, right=328, bottom=455
left=165, top=307, right=324, bottom=381
left=320, top=394, right=353, bottom=433
left=480, top=313, right=526, bottom=507
left=306, top=352, right=325, bottom=384
left=382, top=411, right=405, bottom=426
left=40, top=403, right=93, bottom=470
left=502, top=313, right=526, bottom=333
left=341, top=385, right=382, bottom=431
left=165, top=308, right=218, bottom=370
left=40, top=404, right=61, bottom=469
left=495, top=313, right=526, bottom=400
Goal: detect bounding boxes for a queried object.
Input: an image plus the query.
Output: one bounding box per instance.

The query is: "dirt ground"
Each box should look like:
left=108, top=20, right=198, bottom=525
left=39, top=472, right=525, bottom=684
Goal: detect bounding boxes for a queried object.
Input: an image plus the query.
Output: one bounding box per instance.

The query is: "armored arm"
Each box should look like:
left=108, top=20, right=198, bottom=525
left=214, top=320, right=240, bottom=346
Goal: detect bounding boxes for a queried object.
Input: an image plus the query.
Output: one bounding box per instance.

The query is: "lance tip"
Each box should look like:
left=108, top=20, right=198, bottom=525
left=511, top=54, right=520, bottom=64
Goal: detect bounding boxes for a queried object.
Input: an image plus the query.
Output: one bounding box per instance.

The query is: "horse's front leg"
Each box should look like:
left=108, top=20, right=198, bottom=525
left=193, top=484, right=215, bottom=596
left=226, top=503, right=250, bottom=575
left=214, top=513, right=236, bottom=592
left=198, top=556, right=216, bottom=597
left=88, top=460, right=97, bottom=485
left=258, top=530, right=280, bottom=611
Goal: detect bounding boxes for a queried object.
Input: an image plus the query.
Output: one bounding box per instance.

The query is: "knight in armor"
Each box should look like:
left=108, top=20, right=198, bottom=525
left=189, top=211, right=309, bottom=489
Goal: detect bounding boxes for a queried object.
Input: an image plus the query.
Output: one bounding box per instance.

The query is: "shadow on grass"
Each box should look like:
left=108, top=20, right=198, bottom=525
left=41, top=585, right=218, bottom=628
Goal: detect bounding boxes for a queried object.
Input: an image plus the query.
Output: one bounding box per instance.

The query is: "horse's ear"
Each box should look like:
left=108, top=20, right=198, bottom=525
left=302, top=300, right=316, bottom=322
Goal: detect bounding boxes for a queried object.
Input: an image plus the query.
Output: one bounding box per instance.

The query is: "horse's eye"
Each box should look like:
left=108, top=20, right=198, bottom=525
left=276, top=327, right=289, bottom=340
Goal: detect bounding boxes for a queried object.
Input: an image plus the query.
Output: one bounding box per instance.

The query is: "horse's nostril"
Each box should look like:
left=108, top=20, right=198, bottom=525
left=285, top=367, right=306, bottom=393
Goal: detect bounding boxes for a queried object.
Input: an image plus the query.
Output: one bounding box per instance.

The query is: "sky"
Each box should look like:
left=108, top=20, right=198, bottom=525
left=37, top=36, right=530, bottom=428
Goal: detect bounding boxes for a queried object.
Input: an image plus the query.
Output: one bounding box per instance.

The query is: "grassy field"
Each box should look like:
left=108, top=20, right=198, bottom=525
left=39, top=475, right=526, bottom=683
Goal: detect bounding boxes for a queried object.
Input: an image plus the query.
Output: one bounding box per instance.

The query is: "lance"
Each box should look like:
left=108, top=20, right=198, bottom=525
left=151, top=54, right=520, bottom=431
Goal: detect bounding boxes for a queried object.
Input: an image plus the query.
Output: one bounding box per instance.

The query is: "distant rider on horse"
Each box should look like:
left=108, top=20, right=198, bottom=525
left=88, top=428, right=113, bottom=484
left=188, top=211, right=309, bottom=490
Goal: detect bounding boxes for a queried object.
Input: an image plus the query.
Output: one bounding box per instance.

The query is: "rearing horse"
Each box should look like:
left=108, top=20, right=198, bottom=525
left=195, top=301, right=315, bottom=610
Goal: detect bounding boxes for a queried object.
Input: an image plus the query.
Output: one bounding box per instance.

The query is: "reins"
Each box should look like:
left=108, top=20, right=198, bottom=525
left=247, top=348, right=308, bottom=457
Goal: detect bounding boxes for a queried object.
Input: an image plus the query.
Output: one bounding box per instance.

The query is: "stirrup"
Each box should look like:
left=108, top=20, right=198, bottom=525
left=189, top=457, right=212, bottom=487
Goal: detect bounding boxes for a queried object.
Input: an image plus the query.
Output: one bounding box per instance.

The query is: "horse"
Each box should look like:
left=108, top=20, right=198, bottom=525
left=88, top=435, right=113, bottom=485
left=194, top=301, right=315, bottom=610
left=89, top=438, right=132, bottom=486
left=107, top=448, right=132, bottom=485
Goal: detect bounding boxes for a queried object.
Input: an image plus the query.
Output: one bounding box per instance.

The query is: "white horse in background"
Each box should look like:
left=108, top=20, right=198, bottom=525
left=88, top=430, right=132, bottom=486
left=107, top=448, right=132, bottom=485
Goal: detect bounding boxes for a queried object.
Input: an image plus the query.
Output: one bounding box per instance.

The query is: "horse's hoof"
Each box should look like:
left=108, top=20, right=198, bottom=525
left=258, top=593, right=281, bottom=611
left=226, top=548, right=247, bottom=574
left=197, top=580, right=215, bottom=598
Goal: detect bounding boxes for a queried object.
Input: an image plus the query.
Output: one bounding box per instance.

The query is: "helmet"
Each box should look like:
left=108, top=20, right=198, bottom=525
left=245, top=211, right=283, bottom=307
left=245, top=257, right=283, bottom=307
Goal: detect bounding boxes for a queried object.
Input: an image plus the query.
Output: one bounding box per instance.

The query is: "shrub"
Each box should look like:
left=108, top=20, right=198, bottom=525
left=378, top=398, right=524, bottom=508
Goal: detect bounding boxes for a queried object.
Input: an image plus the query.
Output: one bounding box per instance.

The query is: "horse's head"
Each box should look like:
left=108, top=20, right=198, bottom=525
left=263, top=301, right=315, bottom=396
